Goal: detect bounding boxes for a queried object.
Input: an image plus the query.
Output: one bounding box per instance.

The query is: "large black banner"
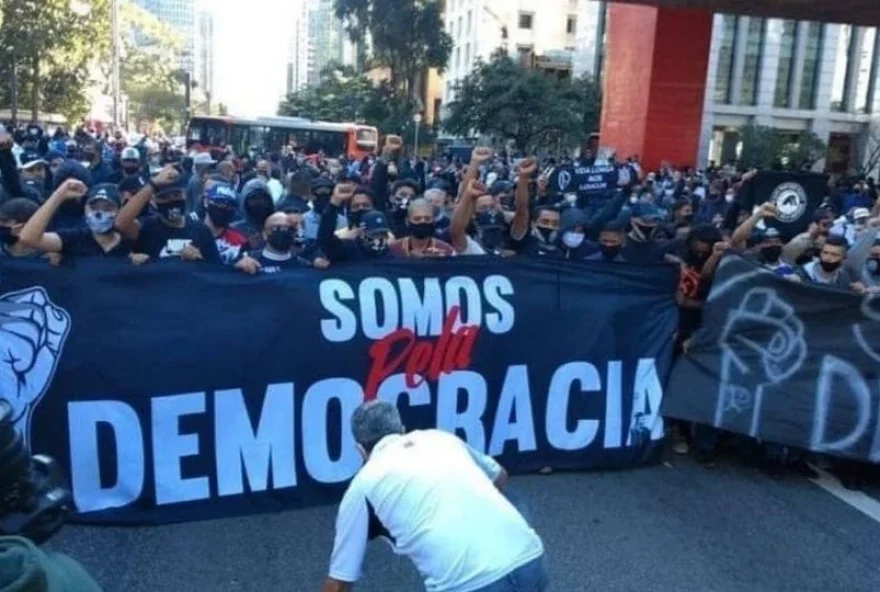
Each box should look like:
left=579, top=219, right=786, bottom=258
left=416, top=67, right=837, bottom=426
left=664, top=256, right=880, bottom=464
left=0, top=258, right=678, bottom=524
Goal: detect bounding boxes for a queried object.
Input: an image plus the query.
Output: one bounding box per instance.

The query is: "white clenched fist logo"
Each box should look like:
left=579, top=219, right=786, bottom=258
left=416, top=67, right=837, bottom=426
left=0, top=287, right=71, bottom=446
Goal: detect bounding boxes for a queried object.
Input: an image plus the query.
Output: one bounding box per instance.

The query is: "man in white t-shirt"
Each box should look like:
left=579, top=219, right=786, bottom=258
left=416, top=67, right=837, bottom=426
left=321, top=401, right=547, bottom=592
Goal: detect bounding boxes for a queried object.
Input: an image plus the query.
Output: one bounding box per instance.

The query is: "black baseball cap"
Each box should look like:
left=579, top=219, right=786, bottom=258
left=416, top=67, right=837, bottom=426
left=87, top=183, right=121, bottom=205
left=18, top=150, right=47, bottom=170
left=360, top=210, right=390, bottom=235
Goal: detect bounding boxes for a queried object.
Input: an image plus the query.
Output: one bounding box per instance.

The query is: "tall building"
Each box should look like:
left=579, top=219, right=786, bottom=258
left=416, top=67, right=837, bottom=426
left=573, top=2, right=880, bottom=173
left=441, top=0, right=581, bottom=113
left=287, top=0, right=366, bottom=95
left=136, top=0, right=196, bottom=73
left=194, top=10, right=215, bottom=99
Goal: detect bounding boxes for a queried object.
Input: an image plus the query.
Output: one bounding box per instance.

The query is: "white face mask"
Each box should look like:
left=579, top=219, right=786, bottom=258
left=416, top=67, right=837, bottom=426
left=562, top=231, right=585, bottom=249
left=725, top=192, right=735, bottom=204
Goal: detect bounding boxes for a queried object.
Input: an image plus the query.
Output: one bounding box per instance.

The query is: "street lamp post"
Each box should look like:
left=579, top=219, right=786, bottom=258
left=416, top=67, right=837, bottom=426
left=413, top=112, right=422, bottom=157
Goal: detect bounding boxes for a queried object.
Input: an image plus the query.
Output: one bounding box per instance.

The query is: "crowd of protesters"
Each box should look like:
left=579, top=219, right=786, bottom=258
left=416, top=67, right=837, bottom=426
left=2, top=122, right=879, bottom=490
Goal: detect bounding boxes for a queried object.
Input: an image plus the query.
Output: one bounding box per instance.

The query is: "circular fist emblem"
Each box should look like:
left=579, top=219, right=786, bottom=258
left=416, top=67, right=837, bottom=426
left=0, top=287, right=71, bottom=447
left=770, top=182, right=808, bottom=224
left=557, top=170, right=572, bottom=192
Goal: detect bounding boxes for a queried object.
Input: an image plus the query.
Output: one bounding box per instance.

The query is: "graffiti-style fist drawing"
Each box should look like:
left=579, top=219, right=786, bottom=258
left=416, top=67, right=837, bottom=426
left=715, top=288, right=806, bottom=437
left=0, top=287, right=71, bottom=446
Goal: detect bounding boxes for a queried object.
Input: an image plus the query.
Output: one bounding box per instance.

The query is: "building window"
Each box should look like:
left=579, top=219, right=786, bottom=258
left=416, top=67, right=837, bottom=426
left=465, top=43, right=471, bottom=69
left=714, top=15, right=738, bottom=104
left=567, top=16, right=577, bottom=35
left=455, top=47, right=460, bottom=71
left=855, top=27, right=878, bottom=113
left=518, top=12, right=533, bottom=30
left=773, top=20, right=798, bottom=108
left=466, top=10, right=471, bottom=36
left=456, top=16, right=462, bottom=39
left=739, top=17, right=766, bottom=106
left=799, top=22, right=824, bottom=109
left=868, top=29, right=880, bottom=113
left=831, top=24, right=853, bottom=111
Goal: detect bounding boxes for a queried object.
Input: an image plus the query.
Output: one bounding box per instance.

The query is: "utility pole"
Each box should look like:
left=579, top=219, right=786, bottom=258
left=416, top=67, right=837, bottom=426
left=111, top=0, right=121, bottom=128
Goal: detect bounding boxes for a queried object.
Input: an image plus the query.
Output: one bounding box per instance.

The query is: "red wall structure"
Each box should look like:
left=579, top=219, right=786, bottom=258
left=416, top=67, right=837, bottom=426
left=599, top=4, right=713, bottom=172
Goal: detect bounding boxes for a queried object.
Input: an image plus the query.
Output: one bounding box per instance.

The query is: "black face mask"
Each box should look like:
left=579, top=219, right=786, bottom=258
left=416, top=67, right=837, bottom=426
left=348, top=209, right=366, bottom=228
left=867, top=258, right=880, bottom=276
left=820, top=260, right=842, bottom=273
left=156, top=200, right=186, bottom=222
left=123, top=165, right=140, bottom=175
left=409, top=221, right=435, bottom=240
left=246, top=200, right=274, bottom=222
left=600, top=244, right=621, bottom=261
left=535, top=226, right=557, bottom=244
left=0, top=226, right=17, bottom=246
left=207, top=203, right=235, bottom=228
left=761, top=245, right=783, bottom=263
left=679, top=213, right=694, bottom=224
left=633, top=222, right=658, bottom=240
left=687, top=251, right=711, bottom=269
left=267, top=228, right=295, bottom=252
left=312, top=193, right=331, bottom=213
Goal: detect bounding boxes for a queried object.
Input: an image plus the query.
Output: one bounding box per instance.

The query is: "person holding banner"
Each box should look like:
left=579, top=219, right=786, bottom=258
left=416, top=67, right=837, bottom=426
left=322, top=401, right=547, bottom=592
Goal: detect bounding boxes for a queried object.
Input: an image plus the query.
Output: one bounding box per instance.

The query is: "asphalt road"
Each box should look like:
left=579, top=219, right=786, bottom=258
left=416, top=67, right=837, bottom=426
left=49, top=454, right=880, bottom=592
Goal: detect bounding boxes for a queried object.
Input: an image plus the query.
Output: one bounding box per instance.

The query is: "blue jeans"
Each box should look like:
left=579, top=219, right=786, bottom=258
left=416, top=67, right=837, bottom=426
left=472, top=556, right=548, bottom=592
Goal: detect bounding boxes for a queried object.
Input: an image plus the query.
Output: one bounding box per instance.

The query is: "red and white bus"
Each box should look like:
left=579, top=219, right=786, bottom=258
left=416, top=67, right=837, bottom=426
left=186, top=115, right=379, bottom=160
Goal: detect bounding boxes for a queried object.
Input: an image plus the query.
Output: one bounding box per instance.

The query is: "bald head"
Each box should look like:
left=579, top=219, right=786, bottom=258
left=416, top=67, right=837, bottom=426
left=263, top=211, right=291, bottom=233
left=406, top=198, right=433, bottom=224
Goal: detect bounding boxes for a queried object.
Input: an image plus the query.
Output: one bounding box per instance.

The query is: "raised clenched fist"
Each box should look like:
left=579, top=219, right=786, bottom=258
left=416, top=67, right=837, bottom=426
left=0, top=287, right=71, bottom=445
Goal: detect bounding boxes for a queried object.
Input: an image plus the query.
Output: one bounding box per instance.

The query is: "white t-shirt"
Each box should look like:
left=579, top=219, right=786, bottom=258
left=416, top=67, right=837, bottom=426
left=328, top=430, right=543, bottom=592
left=459, top=235, right=487, bottom=255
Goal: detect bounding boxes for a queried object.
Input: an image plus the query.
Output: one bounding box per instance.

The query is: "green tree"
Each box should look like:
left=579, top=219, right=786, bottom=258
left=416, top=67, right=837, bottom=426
left=443, top=51, right=602, bottom=152
left=334, top=0, right=452, bottom=103
left=0, top=0, right=110, bottom=122
left=781, top=131, right=827, bottom=171
left=739, top=124, right=787, bottom=170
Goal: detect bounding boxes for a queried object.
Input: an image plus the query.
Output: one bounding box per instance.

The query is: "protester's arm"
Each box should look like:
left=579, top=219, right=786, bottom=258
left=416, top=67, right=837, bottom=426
left=0, top=131, right=23, bottom=200
left=322, top=486, right=368, bottom=592
left=731, top=202, right=776, bottom=248
left=458, top=147, right=491, bottom=204
left=845, top=220, right=880, bottom=275
left=449, top=179, right=486, bottom=252
left=463, top=441, right=508, bottom=489
left=19, top=179, right=88, bottom=252
left=510, top=157, right=536, bottom=241
left=700, top=241, right=730, bottom=281
left=319, top=183, right=355, bottom=262
left=370, top=135, right=401, bottom=212
left=116, top=165, right=178, bottom=241
left=782, top=231, right=816, bottom=265
left=586, top=191, right=628, bottom=240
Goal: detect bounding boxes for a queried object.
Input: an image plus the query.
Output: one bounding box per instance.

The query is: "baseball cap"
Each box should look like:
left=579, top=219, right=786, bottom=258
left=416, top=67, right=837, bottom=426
left=87, top=183, right=121, bottom=205
left=205, top=183, right=238, bottom=204
left=121, top=147, right=140, bottom=161
left=360, top=210, right=390, bottom=235
left=18, top=150, right=47, bottom=170
left=632, top=202, right=665, bottom=222
left=193, top=153, right=216, bottom=166
left=155, top=180, right=186, bottom=200
left=852, top=207, right=871, bottom=221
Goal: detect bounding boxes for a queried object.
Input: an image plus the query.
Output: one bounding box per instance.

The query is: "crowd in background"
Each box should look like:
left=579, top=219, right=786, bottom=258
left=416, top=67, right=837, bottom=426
left=2, top=121, right=879, bottom=488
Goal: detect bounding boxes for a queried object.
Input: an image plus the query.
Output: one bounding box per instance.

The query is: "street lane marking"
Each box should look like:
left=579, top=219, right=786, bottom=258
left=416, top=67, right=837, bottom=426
left=808, top=464, right=880, bottom=524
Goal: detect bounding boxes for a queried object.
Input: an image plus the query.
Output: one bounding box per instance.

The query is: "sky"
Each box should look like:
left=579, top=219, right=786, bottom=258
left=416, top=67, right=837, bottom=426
left=212, top=0, right=295, bottom=116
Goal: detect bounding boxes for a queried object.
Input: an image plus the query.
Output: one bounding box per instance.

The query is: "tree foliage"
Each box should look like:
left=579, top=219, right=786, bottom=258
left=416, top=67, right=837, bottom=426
left=0, top=0, right=110, bottom=122
left=443, top=51, right=602, bottom=152
left=739, top=123, right=828, bottom=171
left=334, top=0, right=452, bottom=103
left=277, top=64, right=420, bottom=136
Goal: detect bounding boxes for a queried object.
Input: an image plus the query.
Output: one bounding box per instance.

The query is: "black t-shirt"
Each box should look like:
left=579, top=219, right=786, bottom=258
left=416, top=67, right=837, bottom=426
left=254, top=251, right=310, bottom=274
left=621, top=238, right=671, bottom=265
left=135, top=216, right=221, bottom=263
left=57, top=227, right=133, bottom=258
left=510, top=231, right=562, bottom=259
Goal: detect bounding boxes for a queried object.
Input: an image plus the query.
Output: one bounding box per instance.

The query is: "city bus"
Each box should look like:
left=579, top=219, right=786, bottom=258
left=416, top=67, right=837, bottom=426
left=185, top=115, right=379, bottom=160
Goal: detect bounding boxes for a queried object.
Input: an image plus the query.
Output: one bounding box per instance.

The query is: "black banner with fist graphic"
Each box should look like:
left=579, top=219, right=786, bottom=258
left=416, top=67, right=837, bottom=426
left=663, top=255, right=880, bottom=464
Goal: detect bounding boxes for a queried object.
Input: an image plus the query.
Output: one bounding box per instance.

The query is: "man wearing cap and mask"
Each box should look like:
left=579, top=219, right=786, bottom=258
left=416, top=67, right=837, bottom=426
left=19, top=180, right=135, bottom=259
left=319, top=183, right=396, bottom=262
left=233, top=177, right=277, bottom=250
left=115, top=165, right=221, bottom=264
left=202, top=182, right=250, bottom=265
left=624, top=202, right=670, bottom=264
